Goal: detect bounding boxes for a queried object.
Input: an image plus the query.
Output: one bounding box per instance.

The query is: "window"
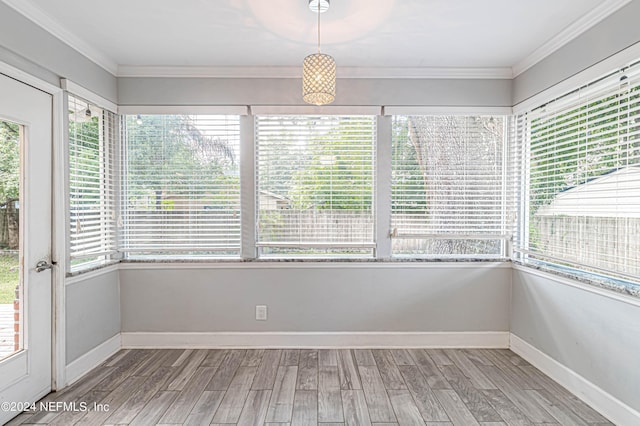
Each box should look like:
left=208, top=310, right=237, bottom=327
left=391, top=115, right=511, bottom=257
left=68, top=95, right=118, bottom=270
left=515, top=60, right=640, bottom=284
left=255, top=115, right=376, bottom=257
left=121, top=115, right=240, bottom=258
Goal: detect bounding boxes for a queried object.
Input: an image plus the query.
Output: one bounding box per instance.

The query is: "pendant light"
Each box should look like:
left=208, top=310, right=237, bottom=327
left=302, top=0, right=336, bottom=105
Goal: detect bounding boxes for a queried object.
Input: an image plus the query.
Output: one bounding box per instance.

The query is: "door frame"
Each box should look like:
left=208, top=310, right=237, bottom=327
left=0, top=61, right=67, bottom=391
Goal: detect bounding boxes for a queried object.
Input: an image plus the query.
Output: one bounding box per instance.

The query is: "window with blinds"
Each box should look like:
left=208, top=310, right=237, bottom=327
left=121, top=115, right=240, bottom=257
left=515, top=60, right=640, bottom=283
left=68, top=95, right=118, bottom=270
left=391, top=115, right=511, bottom=257
left=255, top=115, right=376, bottom=257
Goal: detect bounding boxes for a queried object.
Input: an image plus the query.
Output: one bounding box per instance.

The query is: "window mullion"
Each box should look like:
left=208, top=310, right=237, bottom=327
left=241, top=115, right=256, bottom=259
left=376, top=115, right=392, bottom=259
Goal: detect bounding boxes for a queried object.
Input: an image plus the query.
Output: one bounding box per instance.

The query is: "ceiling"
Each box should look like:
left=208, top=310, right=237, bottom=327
left=4, top=0, right=629, bottom=77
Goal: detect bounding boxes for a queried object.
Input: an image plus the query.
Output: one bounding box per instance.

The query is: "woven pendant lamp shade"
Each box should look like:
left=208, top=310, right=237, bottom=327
left=303, top=53, right=336, bottom=105
left=302, top=0, right=335, bottom=105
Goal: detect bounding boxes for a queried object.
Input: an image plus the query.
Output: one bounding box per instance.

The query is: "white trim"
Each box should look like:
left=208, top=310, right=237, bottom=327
left=250, top=105, right=382, bottom=116
left=60, top=79, right=118, bottom=113
left=118, top=261, right=512, bottom=270
left=375, top=116, right=392, bottom=259
left=65, top=264, right=119, bottom=286
left=64, top=334, right=121, bottom=386
left=512, top=0, right=633, bottom=77
left=383, top=106, right=513, bottom=116
left=240, top=115, right=257, bottom=259
left=513, top=40, right=640, bottom=114
left=117, top=65, right=513, bottom=80
left=512, top=264, right=640, bottom=308
left=51, top=90, right=67, bottom=391
left=1, top=0, right=117, bottom=75
left=336, top=67, right=514, bottom=80
left=118, top=105, right=249, bottom=115
left=510, top=334, right=640, bottom=426
left=118, top=65, right=304, bottom=79
left=121, top=331, right=509, bottom=349
left=0, top=61, right=61, bottom=94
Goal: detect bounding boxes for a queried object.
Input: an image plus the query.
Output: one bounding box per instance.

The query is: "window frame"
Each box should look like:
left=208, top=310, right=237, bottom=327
left=119, top=113, right=243, bottom=259
left=513, top=60, right=640, bottom=288
left=65, top=93, right=119, bottom=273
left=389, top=113, right=513, bottom=259
left=254, top=114, right=378, bottom=259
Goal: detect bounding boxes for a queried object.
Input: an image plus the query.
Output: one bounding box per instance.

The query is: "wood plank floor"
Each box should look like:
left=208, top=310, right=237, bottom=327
left=6, top=349, right=612, bottom=426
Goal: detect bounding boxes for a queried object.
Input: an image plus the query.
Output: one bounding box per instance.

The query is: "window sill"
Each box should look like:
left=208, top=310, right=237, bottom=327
left=117, top=257, right=512, bottom=270
left=122, top=257, right=511, bottom=264
left=66, top=259, right=120, bottom=278
left=513, top=260, right=640, bottom=300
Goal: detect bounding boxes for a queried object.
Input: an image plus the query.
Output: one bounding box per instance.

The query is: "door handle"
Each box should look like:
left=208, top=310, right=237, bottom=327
left=35, top=260, right=54, bottom=273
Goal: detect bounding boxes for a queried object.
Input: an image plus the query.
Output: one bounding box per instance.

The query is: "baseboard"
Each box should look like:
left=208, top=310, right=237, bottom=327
left=510, top=334, right=640, bottom=426
left=121, top=331, right=509, bottom=349
left=64, top=333, right=122, bottom=386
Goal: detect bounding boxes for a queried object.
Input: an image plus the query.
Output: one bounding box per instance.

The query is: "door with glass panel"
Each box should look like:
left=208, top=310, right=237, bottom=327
left=0, top=74, right=53, bottom=423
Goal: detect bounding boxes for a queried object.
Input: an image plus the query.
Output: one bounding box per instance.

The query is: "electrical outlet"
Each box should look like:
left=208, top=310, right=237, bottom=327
left=255, top=305, right=267, bottom=321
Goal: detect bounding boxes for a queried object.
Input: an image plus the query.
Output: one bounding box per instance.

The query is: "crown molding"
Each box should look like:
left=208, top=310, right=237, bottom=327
left=1, top=0, right=118, bottom=75
left=117, top=65, right=513, bottom=79
left=512, top=0, right=632, bottom=77
left=340, top=67, right=514, bottom=79
left=117, top=65, right=301, bottom=79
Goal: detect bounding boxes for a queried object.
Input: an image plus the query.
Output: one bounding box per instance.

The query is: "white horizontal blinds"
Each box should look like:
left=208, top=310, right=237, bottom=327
left=255, top=115, right=376, bottom=257
left=519, top=60, right=640, bottom=281
left=121, top=115, right=241, bottom=257
left=391, top=115, right=509, bottom=257
left=68, top=95, right=118, bottom=269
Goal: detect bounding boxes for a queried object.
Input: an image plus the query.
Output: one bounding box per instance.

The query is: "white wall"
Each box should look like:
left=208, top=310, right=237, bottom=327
left=65, top=270, right=120, bottom=364
left=511, top=267, right=640, bottom=413
left=120, top=263, right=511, bottom=334
left=512, top=0, right=640, bottom=105
left=0, top=2, right=117, bottom=102
left=509, top=5, right=640, bottom=418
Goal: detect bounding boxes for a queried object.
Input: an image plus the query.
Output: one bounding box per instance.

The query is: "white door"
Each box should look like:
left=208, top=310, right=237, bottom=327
left=0, top=74, right=53, bottom=424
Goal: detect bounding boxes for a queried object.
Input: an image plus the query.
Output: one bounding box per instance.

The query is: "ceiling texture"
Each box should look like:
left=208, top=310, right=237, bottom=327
left=1, top=0, right=631, bottom=77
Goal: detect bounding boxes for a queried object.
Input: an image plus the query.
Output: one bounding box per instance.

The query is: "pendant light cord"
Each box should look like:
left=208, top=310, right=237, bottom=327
left=317, top=1, right=321, bottom=53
